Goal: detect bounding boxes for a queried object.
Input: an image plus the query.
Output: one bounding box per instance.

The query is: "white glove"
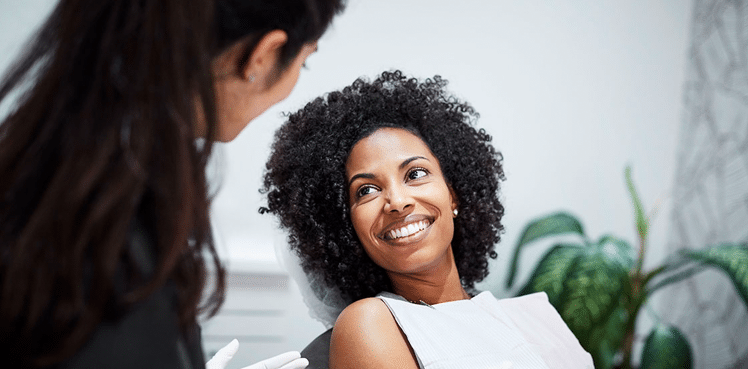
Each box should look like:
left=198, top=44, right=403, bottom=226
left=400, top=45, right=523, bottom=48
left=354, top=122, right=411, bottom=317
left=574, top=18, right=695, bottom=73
left=206, top=339, right=309, bottom=369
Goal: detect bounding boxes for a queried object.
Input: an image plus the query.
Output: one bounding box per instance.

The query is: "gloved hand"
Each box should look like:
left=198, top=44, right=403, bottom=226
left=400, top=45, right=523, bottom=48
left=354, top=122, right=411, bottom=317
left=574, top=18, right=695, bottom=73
left=206, top=339, right=309, bottom=369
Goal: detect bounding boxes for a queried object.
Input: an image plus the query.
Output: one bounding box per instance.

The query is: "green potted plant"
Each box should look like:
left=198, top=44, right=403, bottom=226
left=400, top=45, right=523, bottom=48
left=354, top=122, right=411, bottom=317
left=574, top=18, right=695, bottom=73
left=502, top=166, right=748, bottom=369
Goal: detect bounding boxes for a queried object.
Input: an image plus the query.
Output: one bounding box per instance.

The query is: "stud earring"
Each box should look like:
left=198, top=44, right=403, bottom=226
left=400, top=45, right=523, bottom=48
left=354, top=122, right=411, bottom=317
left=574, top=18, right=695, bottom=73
left=247, top=74, right=255, bottom=83
left=453, top=209, right=458, bottom=217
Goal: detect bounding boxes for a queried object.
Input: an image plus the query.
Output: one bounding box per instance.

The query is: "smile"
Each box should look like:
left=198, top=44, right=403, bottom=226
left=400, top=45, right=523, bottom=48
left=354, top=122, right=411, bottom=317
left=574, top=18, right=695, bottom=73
left=381, top=219, right=432, bottom=240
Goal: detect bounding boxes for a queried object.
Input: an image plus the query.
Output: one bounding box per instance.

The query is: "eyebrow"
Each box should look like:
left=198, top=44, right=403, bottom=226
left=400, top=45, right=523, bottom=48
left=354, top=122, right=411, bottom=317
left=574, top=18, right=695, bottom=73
left=347, top=156, right=429, bottom=188
left=348, top=173, right=375, bottom=188
left=400, top=156, right=428, bottom=169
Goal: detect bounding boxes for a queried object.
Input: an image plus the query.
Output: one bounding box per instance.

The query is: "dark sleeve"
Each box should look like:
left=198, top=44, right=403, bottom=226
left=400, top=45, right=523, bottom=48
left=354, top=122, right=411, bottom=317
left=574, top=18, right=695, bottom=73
left=57, top=218, right=206, bottom=369
left=59, top=283, right=205, bottom=369
left=301, top=328, right=333, bottom=369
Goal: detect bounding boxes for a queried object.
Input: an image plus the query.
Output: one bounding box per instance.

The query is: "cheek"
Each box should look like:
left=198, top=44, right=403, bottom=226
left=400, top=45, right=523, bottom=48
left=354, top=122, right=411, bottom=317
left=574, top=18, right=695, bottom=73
left=349, top=204, right=384, bottom=261
left=422, top=185, right=454, bottom=213
left=428, top=186, right=457, bottom=234
left=349, top=205, right=374, bottom=241
left=273, top=68, right=302, bottom=103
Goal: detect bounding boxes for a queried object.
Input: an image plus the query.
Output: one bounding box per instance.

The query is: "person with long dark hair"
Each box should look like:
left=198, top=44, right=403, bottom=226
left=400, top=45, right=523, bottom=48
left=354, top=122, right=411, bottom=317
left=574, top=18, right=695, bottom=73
left=0, top=0, right=344, bottom=368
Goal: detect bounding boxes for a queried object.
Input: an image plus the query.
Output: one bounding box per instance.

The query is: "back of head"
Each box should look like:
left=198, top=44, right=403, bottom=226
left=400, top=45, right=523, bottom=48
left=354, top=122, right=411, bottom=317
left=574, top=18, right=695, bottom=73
left=216, top=0, right=343, bottom=67
left=0, top=0, right=343, bottom=366
left=262, top=70, right=505, bottom=321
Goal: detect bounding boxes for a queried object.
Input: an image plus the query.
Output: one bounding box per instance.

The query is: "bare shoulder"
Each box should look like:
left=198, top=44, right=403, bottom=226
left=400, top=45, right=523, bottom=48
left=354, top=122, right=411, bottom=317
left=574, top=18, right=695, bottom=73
left=329, top=297, right=418, bottom=369
left=334, top=297, right=393, bottom=327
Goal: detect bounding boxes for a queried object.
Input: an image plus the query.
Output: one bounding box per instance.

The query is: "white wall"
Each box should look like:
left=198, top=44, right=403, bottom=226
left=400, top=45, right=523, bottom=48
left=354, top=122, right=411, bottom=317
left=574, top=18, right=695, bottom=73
left=0, top=0, right=693, bottom=359
left=0, top=1, right=54, bottom=68
left=210, top=0, right=692, bottom=292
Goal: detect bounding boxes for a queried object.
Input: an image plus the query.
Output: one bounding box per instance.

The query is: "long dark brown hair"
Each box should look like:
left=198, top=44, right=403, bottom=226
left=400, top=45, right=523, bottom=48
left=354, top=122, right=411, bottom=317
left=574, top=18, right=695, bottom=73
left=0, top=0, right=343, bottom=366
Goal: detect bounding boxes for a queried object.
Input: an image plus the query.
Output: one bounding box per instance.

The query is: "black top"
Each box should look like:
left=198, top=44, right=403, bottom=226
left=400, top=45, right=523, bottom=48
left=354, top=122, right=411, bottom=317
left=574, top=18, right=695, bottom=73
left=51, top=219, right=206, bottom=369
left=56, top=284, right=205, bottom=369
left=301, top=328, right=333, bottom=369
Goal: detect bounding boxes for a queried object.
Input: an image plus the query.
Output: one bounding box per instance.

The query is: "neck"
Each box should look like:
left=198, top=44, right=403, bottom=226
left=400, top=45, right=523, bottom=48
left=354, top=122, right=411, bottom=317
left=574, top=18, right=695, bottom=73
left=387, top=246, right=469, bottom=305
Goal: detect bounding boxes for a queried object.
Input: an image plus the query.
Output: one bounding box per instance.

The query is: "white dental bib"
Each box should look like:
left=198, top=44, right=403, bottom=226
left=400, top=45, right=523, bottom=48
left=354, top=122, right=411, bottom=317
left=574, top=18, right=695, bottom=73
left=376, top=291, right=594, bottom=369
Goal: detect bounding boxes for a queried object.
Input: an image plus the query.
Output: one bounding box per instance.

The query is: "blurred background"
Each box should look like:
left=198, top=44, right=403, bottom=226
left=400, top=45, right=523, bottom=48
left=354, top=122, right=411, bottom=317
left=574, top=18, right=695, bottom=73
left=2, top=0, right=746, bottom=368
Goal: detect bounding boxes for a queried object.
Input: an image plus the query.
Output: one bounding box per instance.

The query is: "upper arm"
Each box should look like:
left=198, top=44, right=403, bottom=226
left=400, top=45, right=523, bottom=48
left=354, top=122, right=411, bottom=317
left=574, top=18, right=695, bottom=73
left=329, top=298, right=419, bottom=369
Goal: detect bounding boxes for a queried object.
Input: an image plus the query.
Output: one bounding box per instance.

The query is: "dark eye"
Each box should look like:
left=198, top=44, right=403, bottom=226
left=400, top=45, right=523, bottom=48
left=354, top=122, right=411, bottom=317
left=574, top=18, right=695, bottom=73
left=356, top=185, right=378, bottom=198
left=407, top=168, right=428, bottom=181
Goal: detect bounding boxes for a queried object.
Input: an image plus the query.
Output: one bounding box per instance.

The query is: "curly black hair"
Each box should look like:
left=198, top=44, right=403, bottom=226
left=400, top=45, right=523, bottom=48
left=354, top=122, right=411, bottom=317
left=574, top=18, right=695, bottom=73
left=261, top=70, right=505, bottom=305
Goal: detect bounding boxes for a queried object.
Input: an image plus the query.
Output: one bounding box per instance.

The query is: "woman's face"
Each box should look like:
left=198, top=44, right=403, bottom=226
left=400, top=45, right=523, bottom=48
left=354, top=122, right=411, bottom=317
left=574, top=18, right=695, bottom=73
left=211, top=41, right=318, bottom=142
left=345, top=128, right=458, bottom=276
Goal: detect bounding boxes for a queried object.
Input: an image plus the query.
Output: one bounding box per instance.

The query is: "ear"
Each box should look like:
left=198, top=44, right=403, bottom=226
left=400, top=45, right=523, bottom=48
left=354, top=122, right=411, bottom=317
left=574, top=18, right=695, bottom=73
left=449, top=185, right=459, bottom=215
left=242, top=30, right=288, bottom=81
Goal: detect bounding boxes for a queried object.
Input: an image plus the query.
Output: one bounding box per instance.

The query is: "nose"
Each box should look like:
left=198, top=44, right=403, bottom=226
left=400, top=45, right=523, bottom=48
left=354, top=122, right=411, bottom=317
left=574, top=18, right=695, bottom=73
left=383, top=185, right=414, bottom=213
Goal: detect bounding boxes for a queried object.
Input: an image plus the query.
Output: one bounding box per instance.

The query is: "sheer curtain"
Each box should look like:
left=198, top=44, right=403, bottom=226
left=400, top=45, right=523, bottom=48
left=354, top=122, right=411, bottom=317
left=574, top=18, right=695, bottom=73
left=663, top=1, right=748, bottom=368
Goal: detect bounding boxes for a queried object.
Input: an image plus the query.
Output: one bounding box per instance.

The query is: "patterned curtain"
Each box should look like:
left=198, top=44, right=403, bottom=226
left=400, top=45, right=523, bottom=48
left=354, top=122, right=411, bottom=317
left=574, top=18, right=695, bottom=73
left=663, top=0, right=748, bottom=368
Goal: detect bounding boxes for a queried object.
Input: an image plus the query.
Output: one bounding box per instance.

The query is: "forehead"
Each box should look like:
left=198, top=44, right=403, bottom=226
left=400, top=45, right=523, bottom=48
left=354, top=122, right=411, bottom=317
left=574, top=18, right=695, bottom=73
left=346, top=128, right=436, bottom=175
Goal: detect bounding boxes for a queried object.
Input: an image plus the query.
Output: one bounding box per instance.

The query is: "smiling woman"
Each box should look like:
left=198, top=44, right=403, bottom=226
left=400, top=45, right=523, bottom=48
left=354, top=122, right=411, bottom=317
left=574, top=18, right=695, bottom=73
left=261, top=70, right=594, bottom=368
left=262, top=71, right=504, bottom=307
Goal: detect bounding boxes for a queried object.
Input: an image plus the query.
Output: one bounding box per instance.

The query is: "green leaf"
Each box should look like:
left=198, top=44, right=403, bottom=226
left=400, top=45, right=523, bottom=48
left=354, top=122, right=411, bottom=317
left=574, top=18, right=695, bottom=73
left=682, top=243, right=748, bottom=309
left=516, top=237, right=631, bottom=369
left=557, top=243, right=630, bottom=349
left=587, top=306, right=628, bottom=369
left=597, top=234, right=636, bottom=270
left=640, top=325, right=693, bottom=369
left=517, top=244, right=584, bottom=306
left=506, top=212, right=585, bottom=288
left=625, top=166, right=649, bottom=244
left=647, top=263, right=706, bottom=294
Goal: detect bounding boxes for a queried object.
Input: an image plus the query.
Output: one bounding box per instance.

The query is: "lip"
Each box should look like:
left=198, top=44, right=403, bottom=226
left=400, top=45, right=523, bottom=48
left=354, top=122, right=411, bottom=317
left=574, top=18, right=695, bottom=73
left=378, top=214, right=435, bottom=242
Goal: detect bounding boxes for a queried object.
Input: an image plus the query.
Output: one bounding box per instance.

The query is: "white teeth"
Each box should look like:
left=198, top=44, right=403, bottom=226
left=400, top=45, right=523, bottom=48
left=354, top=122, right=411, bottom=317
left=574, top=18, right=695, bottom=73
left=386, top=220, right=430, bottom=240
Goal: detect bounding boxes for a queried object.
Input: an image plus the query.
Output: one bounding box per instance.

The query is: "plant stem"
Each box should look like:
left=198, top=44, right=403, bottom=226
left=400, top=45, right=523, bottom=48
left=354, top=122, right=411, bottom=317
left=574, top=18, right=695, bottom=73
left=624, top=220, right=649, bottom=369
left=642, top=265, right=667, bottom=286
left=619, top=256, right=700, bottom=368
left=648, top=263, right=706, bottom=295
left=621, top=273, right=647, bottom=369
left=634, top=224, right=647, bottom=278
